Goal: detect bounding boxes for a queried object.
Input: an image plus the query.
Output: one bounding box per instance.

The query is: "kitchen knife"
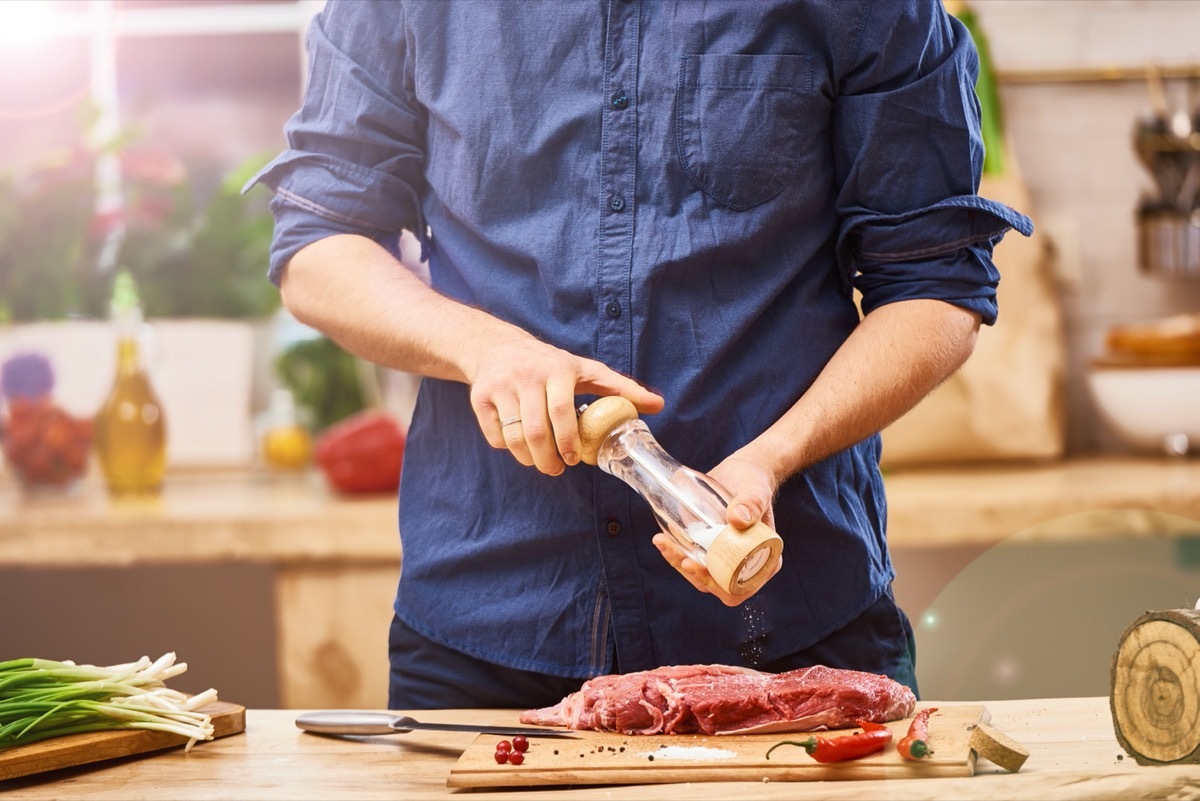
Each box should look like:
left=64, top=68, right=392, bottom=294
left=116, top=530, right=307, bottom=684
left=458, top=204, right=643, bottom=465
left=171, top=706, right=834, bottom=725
left=295, top=710, right=578, bottom=739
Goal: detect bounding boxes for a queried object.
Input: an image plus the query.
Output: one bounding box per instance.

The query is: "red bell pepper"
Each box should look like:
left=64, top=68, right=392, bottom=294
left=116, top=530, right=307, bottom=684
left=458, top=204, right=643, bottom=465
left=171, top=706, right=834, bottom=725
left=315, top=410, right=406, bottom=494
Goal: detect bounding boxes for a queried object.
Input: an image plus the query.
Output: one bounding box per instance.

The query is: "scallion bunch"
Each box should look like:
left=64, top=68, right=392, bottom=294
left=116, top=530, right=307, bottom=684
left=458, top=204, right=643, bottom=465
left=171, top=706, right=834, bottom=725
left=0, top=652, right=217, bottom=751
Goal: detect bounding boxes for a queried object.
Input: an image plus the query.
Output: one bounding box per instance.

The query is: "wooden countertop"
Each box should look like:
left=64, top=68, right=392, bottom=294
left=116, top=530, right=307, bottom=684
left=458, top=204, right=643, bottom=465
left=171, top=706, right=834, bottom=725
left=2, top=456, right=1197, bottom=567
left=0, top=470, right=401, bottom=567
left=2, top=697, right=1194, bottom=800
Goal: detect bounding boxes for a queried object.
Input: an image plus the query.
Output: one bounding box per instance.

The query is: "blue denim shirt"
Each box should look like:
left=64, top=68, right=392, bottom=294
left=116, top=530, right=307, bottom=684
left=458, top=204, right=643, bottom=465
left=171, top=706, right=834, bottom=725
left=248, top=0, right=1031, bottom=679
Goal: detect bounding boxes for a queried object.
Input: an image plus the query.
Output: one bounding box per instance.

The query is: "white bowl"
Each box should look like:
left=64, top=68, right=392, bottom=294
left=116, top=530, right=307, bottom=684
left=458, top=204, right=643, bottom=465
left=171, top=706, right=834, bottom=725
left=1087, top=366, right=1200, bottom=455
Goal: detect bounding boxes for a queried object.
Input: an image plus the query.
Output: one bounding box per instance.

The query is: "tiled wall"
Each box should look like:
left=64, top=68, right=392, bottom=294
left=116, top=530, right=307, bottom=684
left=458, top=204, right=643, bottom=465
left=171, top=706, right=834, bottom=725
left=972, top=0, right=1200, bottom=454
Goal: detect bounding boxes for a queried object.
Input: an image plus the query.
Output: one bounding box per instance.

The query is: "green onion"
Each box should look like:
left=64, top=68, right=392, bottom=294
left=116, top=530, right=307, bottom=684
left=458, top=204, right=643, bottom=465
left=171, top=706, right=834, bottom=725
left=0, top=652, right=217, bottom=751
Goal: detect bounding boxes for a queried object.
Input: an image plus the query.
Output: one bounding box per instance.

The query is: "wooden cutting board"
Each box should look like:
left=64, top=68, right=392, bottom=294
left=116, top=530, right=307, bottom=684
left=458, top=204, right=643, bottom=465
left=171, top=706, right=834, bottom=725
left=448, top=703, right=986, bottom=788
left=0, top=700, right=245, bottom=781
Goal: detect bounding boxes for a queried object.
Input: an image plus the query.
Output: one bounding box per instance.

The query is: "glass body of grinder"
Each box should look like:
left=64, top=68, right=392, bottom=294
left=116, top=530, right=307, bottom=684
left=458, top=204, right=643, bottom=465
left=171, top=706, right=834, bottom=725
left=577, top=397, right=784, bottom=598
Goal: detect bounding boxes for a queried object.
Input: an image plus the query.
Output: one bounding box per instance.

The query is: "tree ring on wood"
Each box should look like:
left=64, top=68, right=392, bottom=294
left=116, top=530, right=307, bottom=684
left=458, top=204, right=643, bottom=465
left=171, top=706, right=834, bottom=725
left=1110, top=609, right=1200, bottom=765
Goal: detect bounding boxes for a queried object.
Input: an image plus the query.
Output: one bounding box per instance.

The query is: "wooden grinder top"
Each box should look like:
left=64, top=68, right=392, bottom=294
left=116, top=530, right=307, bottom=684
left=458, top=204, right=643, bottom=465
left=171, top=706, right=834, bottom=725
left=577, top=397, right=640, bottom=465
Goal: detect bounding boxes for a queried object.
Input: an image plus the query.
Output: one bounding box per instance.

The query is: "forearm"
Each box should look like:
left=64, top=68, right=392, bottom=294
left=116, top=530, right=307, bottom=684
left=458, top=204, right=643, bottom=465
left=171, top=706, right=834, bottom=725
left=742, top=299, right=981, bottom=486
left=280, top=233, right=531, bottom=383
left=280, top=232, right=664, bottom=476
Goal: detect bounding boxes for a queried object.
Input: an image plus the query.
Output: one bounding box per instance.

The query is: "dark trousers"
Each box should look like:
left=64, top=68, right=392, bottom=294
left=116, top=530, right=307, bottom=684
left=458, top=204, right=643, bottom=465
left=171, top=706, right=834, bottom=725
left=388, top=587, right=918, bottom=710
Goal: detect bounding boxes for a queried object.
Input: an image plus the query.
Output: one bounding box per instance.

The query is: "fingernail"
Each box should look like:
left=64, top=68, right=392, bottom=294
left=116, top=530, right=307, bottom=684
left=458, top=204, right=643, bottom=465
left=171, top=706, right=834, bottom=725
left=561, top=451, right=578, bottom=465
left=731, top=504, right=752, bottom=525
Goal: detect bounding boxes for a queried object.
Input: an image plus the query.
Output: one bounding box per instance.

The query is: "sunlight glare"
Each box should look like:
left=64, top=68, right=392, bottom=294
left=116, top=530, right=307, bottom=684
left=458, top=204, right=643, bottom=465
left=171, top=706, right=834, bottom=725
left=0, top=0, right=61, bottom=52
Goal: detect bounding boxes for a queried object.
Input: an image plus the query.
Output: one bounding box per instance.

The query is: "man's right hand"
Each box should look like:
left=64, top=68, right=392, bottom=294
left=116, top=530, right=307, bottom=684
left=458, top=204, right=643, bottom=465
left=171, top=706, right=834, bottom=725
left=466, top=332, right=663, bottom=475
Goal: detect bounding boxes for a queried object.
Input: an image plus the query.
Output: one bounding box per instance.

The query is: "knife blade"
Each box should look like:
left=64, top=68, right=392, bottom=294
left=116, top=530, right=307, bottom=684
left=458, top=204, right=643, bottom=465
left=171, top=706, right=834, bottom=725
left=295, top=710, right=578, bottom=739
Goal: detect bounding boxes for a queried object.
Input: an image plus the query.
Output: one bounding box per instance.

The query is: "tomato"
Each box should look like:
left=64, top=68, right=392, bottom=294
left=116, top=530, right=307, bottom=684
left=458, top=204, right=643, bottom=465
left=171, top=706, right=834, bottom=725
left=2, top=395, right=93, bottom=488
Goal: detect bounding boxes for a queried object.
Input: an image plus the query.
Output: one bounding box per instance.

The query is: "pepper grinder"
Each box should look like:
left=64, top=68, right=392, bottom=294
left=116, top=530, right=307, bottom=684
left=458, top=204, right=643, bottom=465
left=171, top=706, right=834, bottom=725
left=577, top=397, right=784, bottom=598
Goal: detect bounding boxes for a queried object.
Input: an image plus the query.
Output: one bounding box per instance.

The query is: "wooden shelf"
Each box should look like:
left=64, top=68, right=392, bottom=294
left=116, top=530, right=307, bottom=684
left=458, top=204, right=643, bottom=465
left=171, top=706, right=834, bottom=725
left=997, top=63, right=1200, bottom=84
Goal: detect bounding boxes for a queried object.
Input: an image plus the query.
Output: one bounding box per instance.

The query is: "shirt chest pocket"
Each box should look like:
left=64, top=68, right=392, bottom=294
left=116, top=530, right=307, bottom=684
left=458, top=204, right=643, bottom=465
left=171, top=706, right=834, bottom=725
left=675, top=54, right=818, bottom=211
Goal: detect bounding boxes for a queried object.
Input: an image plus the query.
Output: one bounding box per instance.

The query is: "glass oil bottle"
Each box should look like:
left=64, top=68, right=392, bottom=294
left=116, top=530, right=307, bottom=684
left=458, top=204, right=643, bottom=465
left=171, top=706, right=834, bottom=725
left=94, top=270, right=167, bottom=495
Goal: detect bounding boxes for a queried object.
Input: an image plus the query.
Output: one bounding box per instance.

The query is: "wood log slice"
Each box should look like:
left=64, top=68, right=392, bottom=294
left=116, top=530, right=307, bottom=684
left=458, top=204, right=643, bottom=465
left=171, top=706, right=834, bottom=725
left=1110, top=608, right=1200, bottom=765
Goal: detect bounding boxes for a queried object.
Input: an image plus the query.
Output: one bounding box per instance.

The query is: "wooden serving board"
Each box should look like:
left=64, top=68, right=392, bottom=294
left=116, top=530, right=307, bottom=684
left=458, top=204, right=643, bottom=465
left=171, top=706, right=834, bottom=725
left=448, top=703, right=986, bottom=788
left=0, top=700, right=245, bottom=781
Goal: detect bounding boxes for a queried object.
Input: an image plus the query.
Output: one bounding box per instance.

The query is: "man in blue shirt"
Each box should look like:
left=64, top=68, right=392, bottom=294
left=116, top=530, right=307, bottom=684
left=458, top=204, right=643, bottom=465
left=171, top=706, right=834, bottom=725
left=248, top=0, right=1031, bottom=710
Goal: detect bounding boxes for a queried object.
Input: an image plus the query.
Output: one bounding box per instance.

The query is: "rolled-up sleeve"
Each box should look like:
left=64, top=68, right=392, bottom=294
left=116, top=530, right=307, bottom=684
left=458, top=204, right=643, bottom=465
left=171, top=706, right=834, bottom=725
left=832, top=0, right=1032, bottom=325
left=244, top=0, right=426, bottom=285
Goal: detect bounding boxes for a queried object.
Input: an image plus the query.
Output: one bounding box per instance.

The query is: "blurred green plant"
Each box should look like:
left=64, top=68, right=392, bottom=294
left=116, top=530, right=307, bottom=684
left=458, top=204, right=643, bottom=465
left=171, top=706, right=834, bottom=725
left=951, top=3, right=1005, bottom=176
left=132, top=157, right=281, bottom=319
left=0, top=111, right=279, bottom=323
left=0, top=143, right=109, bottom=323
left=274, top=336, right=369, bottom=432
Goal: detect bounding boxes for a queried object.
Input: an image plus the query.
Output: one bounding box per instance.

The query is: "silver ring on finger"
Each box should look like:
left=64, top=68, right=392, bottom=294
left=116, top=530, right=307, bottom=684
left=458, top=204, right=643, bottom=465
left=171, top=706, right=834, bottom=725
left=500, top=415, right=521, bottom=427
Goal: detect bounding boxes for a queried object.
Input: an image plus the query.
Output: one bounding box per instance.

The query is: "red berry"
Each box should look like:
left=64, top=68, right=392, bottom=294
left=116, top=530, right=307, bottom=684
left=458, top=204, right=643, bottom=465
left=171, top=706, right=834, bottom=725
left=511, top=735, right=529, bottom=752
left=493, top=750, right=508, bottom=764
left=507, top=750, right=525, bottom=765
left=495, top=740, right=512, bottom=752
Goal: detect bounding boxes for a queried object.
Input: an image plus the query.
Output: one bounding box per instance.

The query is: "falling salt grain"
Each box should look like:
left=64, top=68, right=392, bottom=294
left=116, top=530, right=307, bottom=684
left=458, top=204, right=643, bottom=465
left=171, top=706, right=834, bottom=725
left=740, top=599, right=765, bottom=666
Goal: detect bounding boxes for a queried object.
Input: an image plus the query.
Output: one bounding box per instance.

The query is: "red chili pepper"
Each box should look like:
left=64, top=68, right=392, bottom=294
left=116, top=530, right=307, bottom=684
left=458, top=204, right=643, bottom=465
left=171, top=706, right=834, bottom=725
left=898, top=707, right=939, bottom=760
left=766, top=720, right=893, bottom=763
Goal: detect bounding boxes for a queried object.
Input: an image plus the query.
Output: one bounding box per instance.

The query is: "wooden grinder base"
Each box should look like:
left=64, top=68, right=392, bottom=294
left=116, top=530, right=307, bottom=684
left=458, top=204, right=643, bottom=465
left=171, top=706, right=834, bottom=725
left=1110, top=608, right=1200, bottom=765
left=704, top=522, right=784, bottom=598
left=577, top=397, right=783, bottom=598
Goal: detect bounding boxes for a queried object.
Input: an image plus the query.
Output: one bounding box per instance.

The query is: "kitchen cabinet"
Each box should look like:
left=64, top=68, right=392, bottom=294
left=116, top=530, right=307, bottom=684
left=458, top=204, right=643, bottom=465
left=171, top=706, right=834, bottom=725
left=1, top=457, right=1198, bottom=710
left=0, top=471, right=400, bottom=710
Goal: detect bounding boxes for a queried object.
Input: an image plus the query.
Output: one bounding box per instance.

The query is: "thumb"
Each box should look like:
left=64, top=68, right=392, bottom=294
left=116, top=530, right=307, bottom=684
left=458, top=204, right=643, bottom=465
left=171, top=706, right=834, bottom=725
left=727, top=498, right=763, bottom=529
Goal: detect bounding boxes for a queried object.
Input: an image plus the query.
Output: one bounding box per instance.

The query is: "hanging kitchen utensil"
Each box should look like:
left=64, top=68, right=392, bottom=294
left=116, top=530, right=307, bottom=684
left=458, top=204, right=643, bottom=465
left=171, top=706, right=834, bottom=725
left=1134, top=62, right=1196, bottom=210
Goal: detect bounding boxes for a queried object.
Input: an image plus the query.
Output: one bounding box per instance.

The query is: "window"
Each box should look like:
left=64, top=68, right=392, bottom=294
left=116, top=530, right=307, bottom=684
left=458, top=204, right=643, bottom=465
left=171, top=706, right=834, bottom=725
left=1, top=0, right=321, bottom=189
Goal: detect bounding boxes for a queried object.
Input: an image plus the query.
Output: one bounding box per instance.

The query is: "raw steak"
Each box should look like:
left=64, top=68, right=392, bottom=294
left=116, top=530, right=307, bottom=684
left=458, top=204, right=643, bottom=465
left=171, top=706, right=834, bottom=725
left=520, top=664, right=916, bottom=736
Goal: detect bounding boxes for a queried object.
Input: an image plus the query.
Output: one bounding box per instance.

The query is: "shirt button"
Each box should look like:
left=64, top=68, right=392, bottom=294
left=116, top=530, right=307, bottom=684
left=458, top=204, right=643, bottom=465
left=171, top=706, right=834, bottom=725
left=606, top=519, right=623, bottom=537
left=605, top=301, right=622, bottom=319
left=609, top=195, right=626, bottom=212
left=611, top=91, right=629, bottom=110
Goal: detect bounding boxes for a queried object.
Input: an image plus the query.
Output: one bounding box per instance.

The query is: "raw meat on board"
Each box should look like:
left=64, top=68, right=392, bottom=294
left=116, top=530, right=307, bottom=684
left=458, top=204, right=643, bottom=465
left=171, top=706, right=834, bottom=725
left=520, top=664, right=916, bottom=736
